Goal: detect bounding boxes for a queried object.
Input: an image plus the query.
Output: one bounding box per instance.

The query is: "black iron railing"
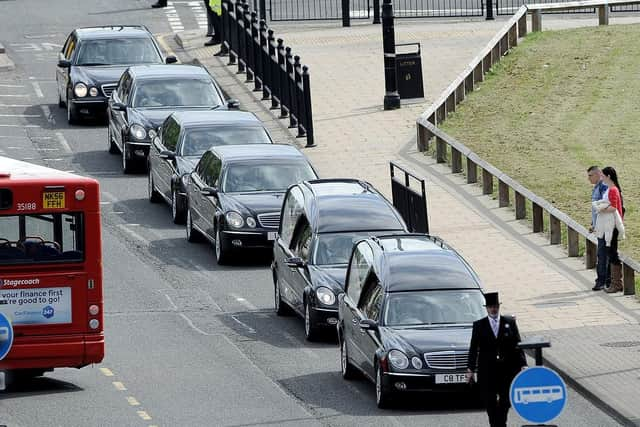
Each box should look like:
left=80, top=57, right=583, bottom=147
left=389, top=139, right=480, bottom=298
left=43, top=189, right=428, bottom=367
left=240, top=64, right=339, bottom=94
left=221, top=0, right=315, bottom=147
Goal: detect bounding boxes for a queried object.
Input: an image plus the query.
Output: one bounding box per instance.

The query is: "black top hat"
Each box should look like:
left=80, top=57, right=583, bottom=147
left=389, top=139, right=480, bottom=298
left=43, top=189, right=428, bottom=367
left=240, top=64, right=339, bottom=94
left=484, top=292, right=500, bottom=306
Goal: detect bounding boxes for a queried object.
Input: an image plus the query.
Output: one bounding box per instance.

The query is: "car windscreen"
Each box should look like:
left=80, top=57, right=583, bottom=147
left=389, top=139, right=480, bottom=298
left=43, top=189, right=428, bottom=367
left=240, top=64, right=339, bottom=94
left=75, top=38, right=162, bottom=66
left=222, top=161, right=316, bottom=193
left=313, top=232, right=392, bottom=265
left=383, top=290, right=485, bottom=327
left=0, top=213, right=84, bottom=264
left=133, top=79, right=223, bottom=108
left=181, top=127, right=271, bottom=157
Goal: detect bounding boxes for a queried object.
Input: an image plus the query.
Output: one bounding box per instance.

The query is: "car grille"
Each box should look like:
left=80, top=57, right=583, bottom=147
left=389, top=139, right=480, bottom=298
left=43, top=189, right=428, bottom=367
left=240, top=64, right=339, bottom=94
left=101, top=83, right=117, bottom=98
left=424, top=350, right=469, bottom=370
left=257, top=212, right=280, bottom=229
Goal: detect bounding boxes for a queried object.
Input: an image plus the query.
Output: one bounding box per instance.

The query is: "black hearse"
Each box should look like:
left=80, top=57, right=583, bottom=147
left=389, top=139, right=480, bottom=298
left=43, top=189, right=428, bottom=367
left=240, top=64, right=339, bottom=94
left=338, top=234, right=486, bottom=408
left=272, top=179, right=407, bottom=341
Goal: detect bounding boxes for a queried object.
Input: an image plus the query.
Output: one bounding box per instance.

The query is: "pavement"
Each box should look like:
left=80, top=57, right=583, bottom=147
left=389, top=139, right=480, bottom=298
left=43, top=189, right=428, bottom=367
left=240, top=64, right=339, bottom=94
left=169, top=13, right=640, bottom=426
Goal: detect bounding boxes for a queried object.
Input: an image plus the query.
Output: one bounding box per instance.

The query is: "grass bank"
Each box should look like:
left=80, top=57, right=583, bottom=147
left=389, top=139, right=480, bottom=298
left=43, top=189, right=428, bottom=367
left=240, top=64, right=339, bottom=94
left=439, top=24, right=639, bottom=261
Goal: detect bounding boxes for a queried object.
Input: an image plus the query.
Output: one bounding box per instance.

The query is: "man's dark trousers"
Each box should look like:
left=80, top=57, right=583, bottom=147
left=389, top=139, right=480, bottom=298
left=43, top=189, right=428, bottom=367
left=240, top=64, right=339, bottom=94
left=484, top=379, right=510, bottom=427
left=597, top=237, right=610, bottom=287
left=205, top=0, right=221, bottom=41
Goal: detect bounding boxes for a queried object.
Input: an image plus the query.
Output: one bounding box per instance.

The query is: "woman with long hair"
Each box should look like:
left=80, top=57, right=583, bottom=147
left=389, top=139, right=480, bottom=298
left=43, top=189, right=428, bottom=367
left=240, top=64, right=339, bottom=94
left=601, top=166, right=625, bottom=293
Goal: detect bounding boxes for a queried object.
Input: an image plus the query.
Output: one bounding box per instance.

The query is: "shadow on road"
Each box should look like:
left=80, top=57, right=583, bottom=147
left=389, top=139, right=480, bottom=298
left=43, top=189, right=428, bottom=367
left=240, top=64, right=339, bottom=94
left=0, top=375, right=83, bottom=400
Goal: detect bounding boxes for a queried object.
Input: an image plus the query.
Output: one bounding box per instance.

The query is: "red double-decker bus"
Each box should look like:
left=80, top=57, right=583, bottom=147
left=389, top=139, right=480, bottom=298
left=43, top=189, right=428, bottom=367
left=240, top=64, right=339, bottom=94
left=0, top=156, right=104, bottom=379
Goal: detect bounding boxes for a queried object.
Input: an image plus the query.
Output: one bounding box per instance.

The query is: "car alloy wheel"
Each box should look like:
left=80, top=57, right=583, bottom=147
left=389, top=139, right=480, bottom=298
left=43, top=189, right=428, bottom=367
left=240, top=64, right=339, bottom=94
left=304, top=301, right=318, bottom=342
left=376, top=364, right=392, bottom=409
left=122, top=142, right=134, bottom=174
left=186, top=208, right=200, bottom=243
left=148, top=172, right=162, bottom=203
left=215, top=226, right=231, bottom=265
left=172, top=189, right=186, bottom=224
left=108, top=126, right=118, bottom=154
left=341, top=339, right=357, bottom=380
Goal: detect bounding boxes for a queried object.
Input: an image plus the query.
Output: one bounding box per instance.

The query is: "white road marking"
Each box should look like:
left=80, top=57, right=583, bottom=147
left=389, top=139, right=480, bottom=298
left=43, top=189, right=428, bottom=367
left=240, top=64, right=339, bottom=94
left=230, top=293, right=258, bottom=310
left=0, top=104, right=32, bottom=107
left=55, top=132, right=72, bottom=153
left=30, top=80, right=44, bottom=98
left=116, top=224, right=149, bottom=244
left=0, top=114, right=40, bottom=117
left=0, top=124, right=40, bottom=128
left=0, top=84, right=24, bottom=88
left=0, top=94, right=29, bottom=97
left=42, top=158, right=63, bottom=161
left=230, top=314, right=257, bottom=334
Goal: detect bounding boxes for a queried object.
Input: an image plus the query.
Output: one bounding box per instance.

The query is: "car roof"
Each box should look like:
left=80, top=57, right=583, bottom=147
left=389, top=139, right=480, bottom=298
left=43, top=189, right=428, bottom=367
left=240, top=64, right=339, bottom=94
left=300, top=179, right=406, bottom=233
left=75, top=26, right=152, bottom=40
left=172, top=111, right=263, bottom=128
left=373, top=235, right=481, bottom=292
left=209, top=144, right=307, bottom=162
left=128, top=64, right=210, bottom=79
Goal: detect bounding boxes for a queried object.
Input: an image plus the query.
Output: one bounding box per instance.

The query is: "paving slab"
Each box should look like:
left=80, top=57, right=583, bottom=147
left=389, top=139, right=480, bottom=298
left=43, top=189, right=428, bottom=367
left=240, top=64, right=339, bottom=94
left=0, top=53, right=15, bottom=72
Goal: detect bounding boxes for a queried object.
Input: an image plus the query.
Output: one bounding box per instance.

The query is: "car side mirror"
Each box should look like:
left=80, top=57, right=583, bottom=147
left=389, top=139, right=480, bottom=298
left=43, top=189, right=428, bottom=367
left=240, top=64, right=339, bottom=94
left=111, top=102, right=126, bottom=111
left=360, top=319, right=378, bottom=332
left=227, top=99, right=240, bottom=109
left=159, top=150, right=176, bottom=160
left=201, top=186, right=218, bottom=197
left=165, top=55, right=178, bottom=64
left=58, top=59, right=71, bottom=68
left=285, top=256, right=306, bottom=269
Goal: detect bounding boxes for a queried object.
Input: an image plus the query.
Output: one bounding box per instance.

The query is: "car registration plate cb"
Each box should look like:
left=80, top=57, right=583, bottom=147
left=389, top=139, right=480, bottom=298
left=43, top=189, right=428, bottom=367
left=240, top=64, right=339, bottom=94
left=435, top=373, right=467, bottom=384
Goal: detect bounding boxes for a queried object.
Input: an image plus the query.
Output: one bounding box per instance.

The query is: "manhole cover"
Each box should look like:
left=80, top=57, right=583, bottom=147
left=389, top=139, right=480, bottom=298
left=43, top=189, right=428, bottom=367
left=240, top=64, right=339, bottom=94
left=601, top=341, right=640, bottom=348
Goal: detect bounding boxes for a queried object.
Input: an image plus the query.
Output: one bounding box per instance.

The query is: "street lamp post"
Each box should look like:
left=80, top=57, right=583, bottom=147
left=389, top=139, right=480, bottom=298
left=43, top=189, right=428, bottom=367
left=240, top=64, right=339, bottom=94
left=382, top=0, right=400, bottom=110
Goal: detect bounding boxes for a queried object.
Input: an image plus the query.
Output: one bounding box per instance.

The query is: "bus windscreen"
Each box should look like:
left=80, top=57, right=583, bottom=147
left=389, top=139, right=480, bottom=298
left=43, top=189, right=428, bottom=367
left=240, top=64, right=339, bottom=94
left=0, top=213, right=84, bottom=264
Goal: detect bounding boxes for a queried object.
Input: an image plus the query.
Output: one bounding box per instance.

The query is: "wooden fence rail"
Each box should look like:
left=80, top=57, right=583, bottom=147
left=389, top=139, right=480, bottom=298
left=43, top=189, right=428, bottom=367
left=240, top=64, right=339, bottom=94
left=415, top=0, right=640, bottom=295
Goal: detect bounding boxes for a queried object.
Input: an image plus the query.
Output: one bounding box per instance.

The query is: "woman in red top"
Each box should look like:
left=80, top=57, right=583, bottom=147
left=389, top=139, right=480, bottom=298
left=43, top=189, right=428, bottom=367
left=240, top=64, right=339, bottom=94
left=601, top=166, right=625, bottom=293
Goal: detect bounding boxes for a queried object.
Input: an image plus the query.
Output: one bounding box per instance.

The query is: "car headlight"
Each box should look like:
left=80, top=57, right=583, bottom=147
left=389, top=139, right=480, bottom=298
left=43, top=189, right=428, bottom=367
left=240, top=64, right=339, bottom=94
left=74, top=83, right=88, bottom=98
left=129, top=124, right=147, bottom=140
left=89, top=87, right=99, bottom=97
left=411, top=356, right=423, bottom=369
left=225, top=211, right=244, bottom=228
left=315, top=286, right=336, bottom=305
left=246, top=217, right=256, bottom=228
left=388, top=350, right=409, bottom=370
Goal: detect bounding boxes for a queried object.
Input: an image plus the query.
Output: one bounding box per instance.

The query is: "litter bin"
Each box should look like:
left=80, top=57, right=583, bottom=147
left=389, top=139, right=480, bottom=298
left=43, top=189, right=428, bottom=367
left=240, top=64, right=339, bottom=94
left=395, top=43, right=424, bottom=100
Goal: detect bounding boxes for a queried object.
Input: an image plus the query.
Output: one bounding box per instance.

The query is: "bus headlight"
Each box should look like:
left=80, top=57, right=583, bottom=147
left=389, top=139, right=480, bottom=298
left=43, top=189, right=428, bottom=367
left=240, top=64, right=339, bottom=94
left=74, top=83, right=88, bottom=98
left=89, top=304, right=99, bottom=315
left=89, top=319, right=100, bottom=329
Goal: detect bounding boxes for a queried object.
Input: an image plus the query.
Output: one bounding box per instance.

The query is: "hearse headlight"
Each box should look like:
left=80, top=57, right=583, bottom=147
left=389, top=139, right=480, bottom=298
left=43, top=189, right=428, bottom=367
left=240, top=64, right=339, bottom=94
left=388, top=350, right=409, bottom=370
left=74, top=82, right=88, bottom=98
left=411, top=356, right=423, bottom=369
left=316, top=286, right=335, bottom=305
left=89, top=87, right=99, bottom=97
left=225, top=211, right=244, bottom=228
left=246, top=217, right=256, bottom=228
left=129, top=124, right=147, bottom=140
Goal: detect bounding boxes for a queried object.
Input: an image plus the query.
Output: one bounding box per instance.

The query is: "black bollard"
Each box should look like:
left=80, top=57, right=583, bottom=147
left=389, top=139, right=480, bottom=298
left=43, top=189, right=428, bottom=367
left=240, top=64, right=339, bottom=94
left=486, top=0, right=495, bottom=20
left=342, top=0, right=350, bottom=27
left=382, top=0, right=400, bottom=110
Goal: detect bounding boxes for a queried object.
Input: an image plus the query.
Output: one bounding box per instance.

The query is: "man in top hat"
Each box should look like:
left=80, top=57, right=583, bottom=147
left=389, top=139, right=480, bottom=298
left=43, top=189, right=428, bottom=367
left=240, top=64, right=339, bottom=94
left=466, top=292, right=527, bottom=427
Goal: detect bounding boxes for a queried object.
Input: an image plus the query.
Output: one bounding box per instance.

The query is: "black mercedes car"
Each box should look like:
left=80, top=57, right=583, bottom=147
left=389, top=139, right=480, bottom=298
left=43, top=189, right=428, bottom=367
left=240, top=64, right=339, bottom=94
left=338, top=234, right=486, bottom=408
left=56, top=25, right=176, bottom=124
left=185, top=144, right=318, bottom=264
left=272, top=179, right=407, bottom=341
left=107, top=64, right=237, bottom=173
left=148, top=110, right=273, bottom=224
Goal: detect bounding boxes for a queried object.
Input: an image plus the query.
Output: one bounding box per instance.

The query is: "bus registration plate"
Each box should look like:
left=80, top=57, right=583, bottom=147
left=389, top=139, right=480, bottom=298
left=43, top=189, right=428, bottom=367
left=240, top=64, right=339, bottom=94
left=43, top=191, right=65, bottom=209
left=435, top=374, right=467, bottom=384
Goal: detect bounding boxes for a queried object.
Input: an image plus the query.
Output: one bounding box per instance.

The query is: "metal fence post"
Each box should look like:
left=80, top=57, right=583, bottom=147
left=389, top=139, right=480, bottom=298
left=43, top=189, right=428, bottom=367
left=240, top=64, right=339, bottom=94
left=288, top=54, right=299, bottom=129
left=342, top=0, right=351, bottom=27
left=236, top=0, right=246, bottom=73
left=486, top=0, right=495, bottom=20
left=260, top=21, right=271, bottom=100
left=252, top=13, right=262, bottom=91
left=278, top=42, right=289, bottom=118
left=293, top=55, right=305, bottom=138
left=373, top=0, right=381, bottom=23
left=302, top=66, right=315, bottom=147
left=244, top=4, right=254, bottom=82
left=269, top=32, right=280, bottom=109
left=259, top=0, right=266, bottom=21
left=382, top=0, right=400, bottom=110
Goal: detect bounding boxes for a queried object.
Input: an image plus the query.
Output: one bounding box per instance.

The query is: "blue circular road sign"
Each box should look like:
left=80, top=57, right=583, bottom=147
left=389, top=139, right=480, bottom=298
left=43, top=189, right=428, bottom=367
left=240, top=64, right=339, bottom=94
left=510, top=366, right=567, bottom=424
left=0, top=312, right=13, bottom=361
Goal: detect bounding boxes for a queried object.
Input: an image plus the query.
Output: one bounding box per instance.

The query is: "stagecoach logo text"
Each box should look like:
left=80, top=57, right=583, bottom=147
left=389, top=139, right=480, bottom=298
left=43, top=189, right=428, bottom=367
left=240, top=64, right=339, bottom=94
left=0, top=278, right=40, bottom=287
